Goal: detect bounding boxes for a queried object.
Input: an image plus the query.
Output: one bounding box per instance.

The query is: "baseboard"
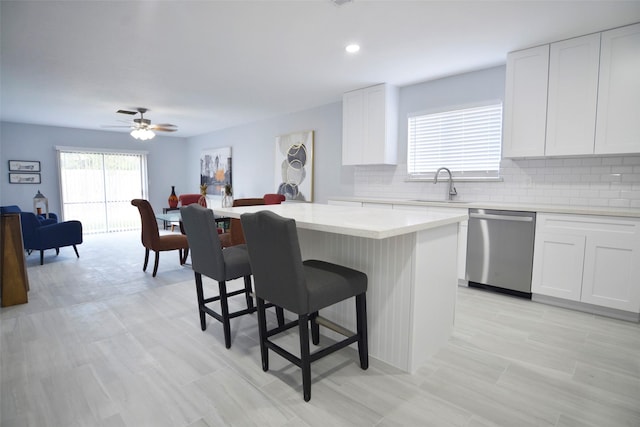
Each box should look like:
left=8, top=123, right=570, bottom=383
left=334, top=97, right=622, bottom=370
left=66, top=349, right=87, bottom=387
left=532, top=294, right=640, bottom=323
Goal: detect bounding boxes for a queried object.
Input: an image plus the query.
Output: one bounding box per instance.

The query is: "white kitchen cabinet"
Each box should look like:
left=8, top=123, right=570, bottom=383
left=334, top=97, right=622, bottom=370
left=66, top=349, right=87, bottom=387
left=545, top=33, right=601, bottom=156
left=502, top=45, right=549, bottom=158
left=532, top=231, right=586, bottom=301
left=342, top=83, right=398, bottom=165
left=362, top=202, right=392, bottom=209
left=532, top=213, right=640, bottom=314
left=595, top=23, right=640, bottom=155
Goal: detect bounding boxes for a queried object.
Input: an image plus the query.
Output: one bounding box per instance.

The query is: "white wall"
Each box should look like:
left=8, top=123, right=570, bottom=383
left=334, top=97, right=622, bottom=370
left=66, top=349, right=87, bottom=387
left=0, top=122, right=189, bottom=215
left=187, top=101, right=354, bottom=204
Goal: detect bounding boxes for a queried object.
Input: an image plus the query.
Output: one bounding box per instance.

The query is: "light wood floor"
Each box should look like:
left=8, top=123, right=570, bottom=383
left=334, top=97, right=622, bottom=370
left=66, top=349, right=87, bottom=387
left=1, top=231, right=639, bottom=427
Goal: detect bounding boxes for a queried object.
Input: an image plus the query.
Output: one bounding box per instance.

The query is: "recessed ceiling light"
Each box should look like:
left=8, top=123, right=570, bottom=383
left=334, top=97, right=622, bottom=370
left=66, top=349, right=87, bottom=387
left=345, top=44, right=360, bottom=53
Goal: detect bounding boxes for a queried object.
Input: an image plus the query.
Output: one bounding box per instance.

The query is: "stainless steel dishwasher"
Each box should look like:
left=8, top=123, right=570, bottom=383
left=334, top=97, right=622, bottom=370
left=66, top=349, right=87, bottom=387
left=465, top=208, right=536, bottom=298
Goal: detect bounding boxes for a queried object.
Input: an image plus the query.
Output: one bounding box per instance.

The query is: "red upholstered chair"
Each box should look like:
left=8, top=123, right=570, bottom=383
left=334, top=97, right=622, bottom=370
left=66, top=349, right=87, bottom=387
left=131, top=199, right=189, bottom=277
left=263, top=193, right=285, bottom=205
left=219, top=198, right=265, bottom=248
left=178, top=194, right=202, bottom=206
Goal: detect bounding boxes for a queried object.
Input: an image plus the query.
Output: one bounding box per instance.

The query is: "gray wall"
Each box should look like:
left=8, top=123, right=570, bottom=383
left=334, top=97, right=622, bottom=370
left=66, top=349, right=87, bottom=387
left=0, top=122, right=189, bottom=215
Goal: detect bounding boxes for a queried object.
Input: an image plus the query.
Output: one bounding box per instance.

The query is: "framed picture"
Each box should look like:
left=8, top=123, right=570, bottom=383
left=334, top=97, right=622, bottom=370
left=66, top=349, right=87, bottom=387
left=275, top=130, right=313, bottom=202
left=200, top=147, right=232, bottom=195
left=9, top=173, right=41, bottom=184
left=8, top=160, right=40, bottom=172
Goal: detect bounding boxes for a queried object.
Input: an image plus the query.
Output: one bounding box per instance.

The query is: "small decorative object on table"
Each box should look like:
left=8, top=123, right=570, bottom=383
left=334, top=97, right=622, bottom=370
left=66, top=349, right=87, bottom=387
left=198, top=184, right=208, bottom=207
left=168, top=186, right=179, bottom=208
left=221, top=184, right=233, bottom=208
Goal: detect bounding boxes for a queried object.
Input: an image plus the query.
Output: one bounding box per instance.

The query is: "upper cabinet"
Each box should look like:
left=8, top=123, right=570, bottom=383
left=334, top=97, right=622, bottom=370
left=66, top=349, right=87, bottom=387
left=545, top=33, right=601, bottom=156
left=503, top=45, right=549, bottom=158
left=503, top=22, right=640, bottom=158
left=595, top=23, right=640, bottom=155
left=342, top=83, right=399, bottom=165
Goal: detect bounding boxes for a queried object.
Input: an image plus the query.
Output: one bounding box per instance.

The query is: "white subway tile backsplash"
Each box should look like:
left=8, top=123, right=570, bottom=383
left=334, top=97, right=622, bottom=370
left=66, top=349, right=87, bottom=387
left=354, top=155, right=640, bottom=208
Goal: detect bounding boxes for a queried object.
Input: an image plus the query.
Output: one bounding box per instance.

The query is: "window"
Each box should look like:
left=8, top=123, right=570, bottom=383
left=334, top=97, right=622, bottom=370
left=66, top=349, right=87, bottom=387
left=57, top=147, right=148, bottom=233
left=407, top=101, right=503, bottom=179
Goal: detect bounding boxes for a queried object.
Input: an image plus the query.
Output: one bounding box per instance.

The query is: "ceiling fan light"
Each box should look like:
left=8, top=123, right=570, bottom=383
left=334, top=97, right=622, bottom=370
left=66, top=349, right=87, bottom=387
left=130, top=128, right=155, bottom=141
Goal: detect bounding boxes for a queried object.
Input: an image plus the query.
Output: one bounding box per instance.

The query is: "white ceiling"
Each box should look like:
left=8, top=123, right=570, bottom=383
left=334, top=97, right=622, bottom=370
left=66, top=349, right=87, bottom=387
left=2, top=1, right=640, bottom=138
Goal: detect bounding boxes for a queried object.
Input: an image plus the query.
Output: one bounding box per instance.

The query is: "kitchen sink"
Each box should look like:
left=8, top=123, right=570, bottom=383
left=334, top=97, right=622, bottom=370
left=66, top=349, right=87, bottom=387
left=409, top=199, right=471, bottom=204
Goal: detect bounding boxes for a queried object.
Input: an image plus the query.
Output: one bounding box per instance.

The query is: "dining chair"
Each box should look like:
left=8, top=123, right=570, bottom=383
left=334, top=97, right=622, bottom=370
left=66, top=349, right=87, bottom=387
left=131, top=199, right=189, bottom=277
left=241, top=210, right=368, bottom=401
left=219, top=197, right=265, bottom=248
left=180, top=204, right=283, bottom=348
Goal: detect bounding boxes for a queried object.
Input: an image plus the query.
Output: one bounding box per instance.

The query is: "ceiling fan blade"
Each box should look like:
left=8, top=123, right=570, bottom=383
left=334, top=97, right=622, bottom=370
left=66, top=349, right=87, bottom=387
left=101, top=125, right=133, bottom=128
left=151, top=126, right=178, bottom=132
left=116, top=109, right=137, bottom=115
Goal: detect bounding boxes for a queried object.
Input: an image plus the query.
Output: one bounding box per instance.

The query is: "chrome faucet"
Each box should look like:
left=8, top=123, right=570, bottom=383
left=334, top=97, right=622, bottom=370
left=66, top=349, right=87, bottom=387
left=434, top=167, right=457, bottom=201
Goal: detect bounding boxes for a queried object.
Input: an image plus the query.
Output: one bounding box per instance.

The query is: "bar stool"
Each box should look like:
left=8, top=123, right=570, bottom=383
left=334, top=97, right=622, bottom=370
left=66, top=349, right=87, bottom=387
left=241, top=210, right=368, bottom=401
left=180, top=204, right=283, bottom=348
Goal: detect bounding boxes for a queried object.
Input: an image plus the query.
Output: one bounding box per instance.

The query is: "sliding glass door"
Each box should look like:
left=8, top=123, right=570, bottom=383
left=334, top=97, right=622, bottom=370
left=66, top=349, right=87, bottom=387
left=57, top=147, right=148, bottom=233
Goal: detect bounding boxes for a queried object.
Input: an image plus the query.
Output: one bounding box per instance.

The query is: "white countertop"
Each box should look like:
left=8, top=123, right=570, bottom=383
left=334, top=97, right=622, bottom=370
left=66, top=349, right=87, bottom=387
left=214, top=203, right=468, bottom=239
left=330, top=197, right=640, bottom=218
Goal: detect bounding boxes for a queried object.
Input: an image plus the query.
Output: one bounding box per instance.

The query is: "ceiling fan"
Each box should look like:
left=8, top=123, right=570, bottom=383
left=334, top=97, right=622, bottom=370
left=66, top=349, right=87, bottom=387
left=104, top=107, right=177, bottom=140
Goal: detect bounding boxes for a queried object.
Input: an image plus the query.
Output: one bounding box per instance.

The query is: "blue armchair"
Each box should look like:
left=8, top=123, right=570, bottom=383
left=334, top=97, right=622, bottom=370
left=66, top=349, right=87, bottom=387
left=0, top=205, right=58, bottom=226
left=17, top=211, right=83, bottom=265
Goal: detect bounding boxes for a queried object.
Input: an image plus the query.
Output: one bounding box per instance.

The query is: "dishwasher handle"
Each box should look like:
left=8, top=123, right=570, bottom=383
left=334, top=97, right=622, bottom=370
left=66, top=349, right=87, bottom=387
left=469, top=212, right=534, bottom=222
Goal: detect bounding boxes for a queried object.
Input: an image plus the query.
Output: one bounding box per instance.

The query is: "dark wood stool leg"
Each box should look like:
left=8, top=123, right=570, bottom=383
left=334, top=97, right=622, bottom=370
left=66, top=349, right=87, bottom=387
left=244, top=275, right=254, bottom=310
left=356, top=293, right=369, bottom=370
left=194, top=273, right=207, bottom=331
left=299, top=314, right=311, bottom=402
left=219, top=281, right=231, bottom=349
left=276, top=307, right=285, bottom=326
left=310, top=311, right=320, bottom=345
left=257, top=297, right=269, bottom=371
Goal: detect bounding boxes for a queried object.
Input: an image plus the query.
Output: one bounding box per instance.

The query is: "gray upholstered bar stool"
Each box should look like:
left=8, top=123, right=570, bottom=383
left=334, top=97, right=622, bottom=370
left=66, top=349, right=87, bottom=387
left=180, top=204, right=283, bottom=349
left=241, top=210, right=368, bottom=402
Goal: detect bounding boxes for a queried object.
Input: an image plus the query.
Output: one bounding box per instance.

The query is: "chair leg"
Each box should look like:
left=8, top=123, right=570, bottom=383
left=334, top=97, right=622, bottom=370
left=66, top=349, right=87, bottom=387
left=219, top=281, right=231, bottom=349
left=311, top=311, right=320, bottom=345
left=299, top=314, right=311, bottom=402
left=73, top=245, right=80, bottom=258
left=143, top=248, right=150, bottom=272
left=243, top=275, right=254, bottom=310
left=40, top=250, right=44, bottom=265
left=152, top=251, right=160, bottom=277
left=356, top=293, right=369, bottom=370
left=276, top=307, right=285, bottom=327
left=194, top=272, right=207, bottom=331
left=182, top=248, right=189, bottom=264
left=257, top=297, right=269, bottom=372
left=55, top=248, right=60, bottom=255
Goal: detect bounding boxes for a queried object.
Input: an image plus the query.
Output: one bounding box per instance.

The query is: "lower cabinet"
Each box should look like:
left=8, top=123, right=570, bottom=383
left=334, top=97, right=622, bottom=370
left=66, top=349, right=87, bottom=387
left=532, top=213, right=640, bottom=314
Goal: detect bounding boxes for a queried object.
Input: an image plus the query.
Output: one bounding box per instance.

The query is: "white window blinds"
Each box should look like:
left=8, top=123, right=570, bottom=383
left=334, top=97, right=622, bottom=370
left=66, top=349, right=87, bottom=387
left=407, top=102, right=503, bottom=179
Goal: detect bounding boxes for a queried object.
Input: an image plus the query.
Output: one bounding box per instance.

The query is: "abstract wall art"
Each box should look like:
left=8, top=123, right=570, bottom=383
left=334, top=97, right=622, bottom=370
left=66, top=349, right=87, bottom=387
left=274, top=130, right=313, bottom=202
left=200, top=147, right=232, bottom=195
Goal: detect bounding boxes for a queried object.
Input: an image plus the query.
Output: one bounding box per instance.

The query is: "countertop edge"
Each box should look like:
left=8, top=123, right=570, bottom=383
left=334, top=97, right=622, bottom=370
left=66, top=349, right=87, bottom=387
left=330, top=197, right=640, bottom=218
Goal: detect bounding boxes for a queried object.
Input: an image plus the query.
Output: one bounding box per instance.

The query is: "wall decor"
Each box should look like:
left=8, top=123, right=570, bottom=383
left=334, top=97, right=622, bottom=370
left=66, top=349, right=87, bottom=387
left=8, top=160, right=40, bottom=172
left=9, top=173, right=41, bottom=184
left=275, top=130, right=313, bottom=202
left=200, top=147, right=232, bottom=195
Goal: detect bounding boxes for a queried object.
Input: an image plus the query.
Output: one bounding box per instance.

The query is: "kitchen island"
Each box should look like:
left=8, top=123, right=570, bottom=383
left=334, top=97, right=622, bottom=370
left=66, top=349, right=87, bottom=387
left=215, top=202, right=468, bottom=373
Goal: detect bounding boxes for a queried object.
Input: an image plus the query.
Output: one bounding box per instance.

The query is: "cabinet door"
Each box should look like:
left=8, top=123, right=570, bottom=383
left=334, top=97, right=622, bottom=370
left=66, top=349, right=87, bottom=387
left=342, top=89, right=364, bottom=165
left=531, top=231, right=585, bottom=301
left=545, top=33, right=600, bottom=156
left=581, top=233, right=640, bottom=312
left=595, top=23, right=640, bottom=155
left=503, top=45, right=549, bottom=158
left=362, top=85, right=386, bottom=165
